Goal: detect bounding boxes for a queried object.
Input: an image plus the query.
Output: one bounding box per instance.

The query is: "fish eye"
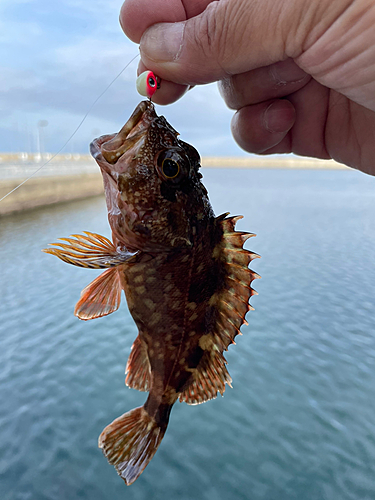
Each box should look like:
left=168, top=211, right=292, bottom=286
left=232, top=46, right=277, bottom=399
left=156, top=148, right=189, bottom=183
left=162, top=158, right=180, bottom=179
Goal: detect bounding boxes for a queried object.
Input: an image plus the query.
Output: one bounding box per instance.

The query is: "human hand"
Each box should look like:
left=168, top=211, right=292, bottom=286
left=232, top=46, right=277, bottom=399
left=120, top=0, right=375, bottom=175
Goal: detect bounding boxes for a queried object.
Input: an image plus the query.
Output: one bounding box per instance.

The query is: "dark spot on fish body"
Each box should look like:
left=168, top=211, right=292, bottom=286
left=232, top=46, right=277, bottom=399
left=178, top=178, right=196, bottom=196
left=133, top=223, right=151, bottom=237
left=187, top=257, right=225, bottom=304
left=159, top=177, right=195, bottom=204
left=185, top=345, right=205, bottom=370
left=204, top=304, right=218, bottom=331
left=173, top=370, right=194, bottom=394
left=187, top=221, right=226, bottom=304
left=160, top=182, right=177, bottom=202
left=166, top=210, right=179, bottom=233
left=160, top=250, right=192, bottom=282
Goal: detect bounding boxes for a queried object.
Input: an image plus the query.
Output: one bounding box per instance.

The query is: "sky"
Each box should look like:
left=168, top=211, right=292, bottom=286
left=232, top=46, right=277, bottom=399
left=0, top=0, right=246, bottom=157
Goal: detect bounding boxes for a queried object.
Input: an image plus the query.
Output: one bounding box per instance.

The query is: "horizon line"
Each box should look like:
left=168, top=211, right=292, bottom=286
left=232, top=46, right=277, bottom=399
left=0, top=152, right=349, bottom=170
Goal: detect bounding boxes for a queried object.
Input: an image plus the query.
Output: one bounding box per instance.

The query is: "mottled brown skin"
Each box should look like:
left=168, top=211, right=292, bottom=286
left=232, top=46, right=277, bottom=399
left=46, top=101, right=258, bottom=485
left=124, top=218, right=226, bottom=424
left=92, top=101, right=211, bottom=255
left=92, top=101, right=225, bottom=425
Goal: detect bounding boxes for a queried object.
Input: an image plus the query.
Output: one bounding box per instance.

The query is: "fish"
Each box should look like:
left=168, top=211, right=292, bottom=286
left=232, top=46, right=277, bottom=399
left=43, top=100, right=260, bottom=485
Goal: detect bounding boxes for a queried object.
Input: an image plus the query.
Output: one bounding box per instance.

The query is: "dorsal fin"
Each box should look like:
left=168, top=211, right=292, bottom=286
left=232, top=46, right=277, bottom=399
left=179, top=349, right=232, bottom=405
left=211, top=214, right=260, bottom=352
left=180, top=214, right=260, bottom=404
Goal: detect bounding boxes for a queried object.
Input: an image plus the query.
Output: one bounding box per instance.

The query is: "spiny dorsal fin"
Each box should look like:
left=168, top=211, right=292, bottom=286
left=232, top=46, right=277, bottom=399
left=125, top=335, right=152, bottom=392
left=180, top=214, right=260, bottom=404
left=211, top=214, right=260, bottom=351
left=74, top=266, right=123, bottom=320
left=43, top=232, right=137, bottom=269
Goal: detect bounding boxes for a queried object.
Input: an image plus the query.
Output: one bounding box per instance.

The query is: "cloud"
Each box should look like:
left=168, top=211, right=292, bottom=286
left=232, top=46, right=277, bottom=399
left=0, top=0, right=246, bottom=157
left=0, top=19, right=42, bottom=46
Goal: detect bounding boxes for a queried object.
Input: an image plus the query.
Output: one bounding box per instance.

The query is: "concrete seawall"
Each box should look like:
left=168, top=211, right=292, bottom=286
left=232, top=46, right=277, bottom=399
left=0, top=153, right=349, bottom=216
left=0, top=173, right=104, bottom=215
left=0, top=154, right=104, bottom=216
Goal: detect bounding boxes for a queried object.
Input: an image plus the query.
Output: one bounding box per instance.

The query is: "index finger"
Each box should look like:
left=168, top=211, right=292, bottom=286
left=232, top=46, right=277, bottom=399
left=120, top=0, right=213, bottom=43
left=121, top=0, right=213, bottom=104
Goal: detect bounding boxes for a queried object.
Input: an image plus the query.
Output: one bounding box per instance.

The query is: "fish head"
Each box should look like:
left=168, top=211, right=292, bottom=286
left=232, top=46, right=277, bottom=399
left=90, top=101, right=212, bottom=253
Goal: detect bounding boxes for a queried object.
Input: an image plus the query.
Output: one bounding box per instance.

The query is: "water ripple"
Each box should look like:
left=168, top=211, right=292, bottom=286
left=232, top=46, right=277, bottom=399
left=1, top=169, right=375, bottom=499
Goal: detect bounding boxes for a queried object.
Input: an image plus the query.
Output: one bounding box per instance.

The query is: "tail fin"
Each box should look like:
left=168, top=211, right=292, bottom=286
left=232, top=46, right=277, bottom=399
left=98, top=406, right=166, bottom=485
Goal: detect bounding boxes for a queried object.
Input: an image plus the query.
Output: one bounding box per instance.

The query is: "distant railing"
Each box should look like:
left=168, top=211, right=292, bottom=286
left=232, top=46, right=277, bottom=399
left=0, top=153, right=98, bottom=180
left=0, top=152, right=349, bottom=181
left=0, top=152, right=95, bottom=163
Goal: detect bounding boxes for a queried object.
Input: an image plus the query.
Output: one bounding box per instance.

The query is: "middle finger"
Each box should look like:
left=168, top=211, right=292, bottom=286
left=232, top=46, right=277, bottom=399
left=219, top=58, right=311, bottom=109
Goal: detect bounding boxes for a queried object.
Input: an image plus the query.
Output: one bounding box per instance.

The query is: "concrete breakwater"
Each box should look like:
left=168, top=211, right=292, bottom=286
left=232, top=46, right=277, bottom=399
left=0, top=153, right=349, bottom=216
left=0, top=173, right=104, bottom=216
left=0, top=154, right=103, bottom=216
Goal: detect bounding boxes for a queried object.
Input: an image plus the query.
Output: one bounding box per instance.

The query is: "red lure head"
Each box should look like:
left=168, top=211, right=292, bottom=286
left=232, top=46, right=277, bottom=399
left=136, top=70, right=161, bottom=99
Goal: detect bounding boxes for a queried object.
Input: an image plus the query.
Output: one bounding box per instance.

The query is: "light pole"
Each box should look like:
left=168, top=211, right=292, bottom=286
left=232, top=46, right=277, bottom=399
left=37, top=120, right=48, bottom=160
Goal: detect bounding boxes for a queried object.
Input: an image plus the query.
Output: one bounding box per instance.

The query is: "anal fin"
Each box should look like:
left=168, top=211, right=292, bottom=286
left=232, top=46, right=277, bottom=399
left=125, top=335, right=152, bottom=392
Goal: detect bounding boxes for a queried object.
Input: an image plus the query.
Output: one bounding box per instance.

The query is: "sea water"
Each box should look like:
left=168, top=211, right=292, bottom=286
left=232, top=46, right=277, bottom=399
left=1, top=167, right=375, bottom=500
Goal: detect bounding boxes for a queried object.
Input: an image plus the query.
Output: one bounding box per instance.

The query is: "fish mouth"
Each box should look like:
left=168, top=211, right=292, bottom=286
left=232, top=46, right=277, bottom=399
left=90, top=100, right=156, bottom=166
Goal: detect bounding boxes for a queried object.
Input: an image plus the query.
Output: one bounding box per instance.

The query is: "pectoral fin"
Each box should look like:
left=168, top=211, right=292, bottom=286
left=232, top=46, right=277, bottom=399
left=42, top=232, right=137, bottom=269
left=74, top=265, right=125, bottom=320
left=43, top=232, right=136, bottom=320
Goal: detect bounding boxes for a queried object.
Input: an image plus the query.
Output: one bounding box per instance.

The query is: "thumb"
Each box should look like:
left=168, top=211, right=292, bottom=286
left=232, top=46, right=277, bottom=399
left=139, top=0, right=292, bottom=85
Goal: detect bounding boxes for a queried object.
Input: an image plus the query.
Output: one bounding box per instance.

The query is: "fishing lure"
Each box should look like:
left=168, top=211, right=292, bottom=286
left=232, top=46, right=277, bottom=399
left=136, top=70, right=161, bottom=99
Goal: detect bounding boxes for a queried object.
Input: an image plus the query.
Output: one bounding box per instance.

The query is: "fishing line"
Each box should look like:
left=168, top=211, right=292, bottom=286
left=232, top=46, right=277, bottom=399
left=0, top=52, right=140, bottom=203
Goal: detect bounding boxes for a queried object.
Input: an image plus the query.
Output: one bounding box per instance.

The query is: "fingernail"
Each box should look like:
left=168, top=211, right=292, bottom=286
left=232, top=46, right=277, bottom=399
left=140, top=22, right=185, bottom=62
left=264, top=101, right=294, bottom=133
left=270, top=58, right=308, bottom=85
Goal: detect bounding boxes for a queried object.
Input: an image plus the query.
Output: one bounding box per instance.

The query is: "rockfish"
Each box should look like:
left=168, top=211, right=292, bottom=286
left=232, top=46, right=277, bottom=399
left=44, top=101, right=260, bottom=485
